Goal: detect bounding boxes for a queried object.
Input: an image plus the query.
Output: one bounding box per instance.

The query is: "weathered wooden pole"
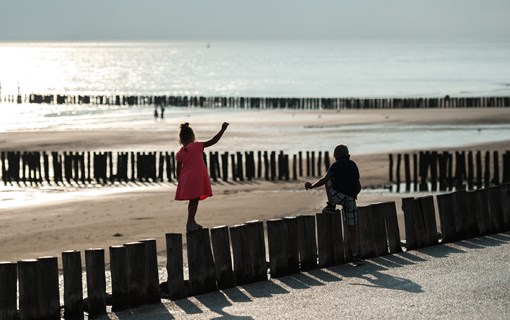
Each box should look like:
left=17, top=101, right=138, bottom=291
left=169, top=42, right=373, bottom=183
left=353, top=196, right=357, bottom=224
left=404, top=153, right=411, bottom=191
left=330, top=210, right=345, bottom=265
left=370, top=203, right=389, bottom=257
left=125, top=241, right=147, bottom=307
left=85, top=248, right=107, bottom=318
left=316, top=211, right=333, bottom=267
left=296, top=215, right=317, bottom=271
left=18, top=259, right=42, bottom=320
left=62, top=250, right=84, bottom=319
left=417, top=195, right=439, bottom=246
left=0, top=261, right=17, bottom=320
left=165, top=233, right=185, bottom=300
left=210, top=226, right=235, bottom=290
left=380, top=201, right=402, bottom=253
left=38, top=256, right=60, bottom=320
left=388, top=154, right=394, bottom=182
left=484, top=151, right=491, bottom=187
left=141, top=239, right=160, bottom=304
left=396, top=153, right=402, bottom=192
left=283, top=217, right=300, bottom=274
left=187, top=228, right=217, bottom=295
left=436, top=192, right=458, bottom=243
left=109, top=245, right=129, bottom=311
left=357, top=205, right=376, bottom=258
left=266, top=219, right=287, bottom=278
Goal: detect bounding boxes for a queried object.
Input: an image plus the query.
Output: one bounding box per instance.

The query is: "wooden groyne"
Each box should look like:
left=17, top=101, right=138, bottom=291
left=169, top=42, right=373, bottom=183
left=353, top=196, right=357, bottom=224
left=0, top=150, right=330, bottom=186
left=389, top=150, right=510, bottom=192
left=0, top=183, right=508, bottom=319
left=2, top=93, right=510, bottom=109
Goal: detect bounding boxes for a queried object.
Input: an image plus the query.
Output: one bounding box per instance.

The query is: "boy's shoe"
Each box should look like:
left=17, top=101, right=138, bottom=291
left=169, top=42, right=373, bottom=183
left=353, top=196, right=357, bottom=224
left=322, top=202, right=336, bottom=213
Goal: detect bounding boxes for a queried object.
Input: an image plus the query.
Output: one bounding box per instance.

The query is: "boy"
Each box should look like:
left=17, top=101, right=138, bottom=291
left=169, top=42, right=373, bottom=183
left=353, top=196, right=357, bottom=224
left=304, top=144, right=363, bottom=264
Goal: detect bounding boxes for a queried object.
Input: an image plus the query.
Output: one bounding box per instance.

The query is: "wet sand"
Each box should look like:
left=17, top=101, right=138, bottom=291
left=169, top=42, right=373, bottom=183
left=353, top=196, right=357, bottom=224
left=0, top=107, right=509, bottom=264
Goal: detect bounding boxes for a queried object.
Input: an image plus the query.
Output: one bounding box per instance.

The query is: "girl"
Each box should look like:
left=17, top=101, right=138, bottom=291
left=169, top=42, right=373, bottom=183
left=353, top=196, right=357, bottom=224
left=175, top=122, right=229, bottom=232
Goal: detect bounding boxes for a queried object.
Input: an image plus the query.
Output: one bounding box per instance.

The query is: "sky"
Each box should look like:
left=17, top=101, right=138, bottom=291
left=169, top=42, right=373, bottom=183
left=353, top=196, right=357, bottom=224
left=0, top=0, right=509, bottom=41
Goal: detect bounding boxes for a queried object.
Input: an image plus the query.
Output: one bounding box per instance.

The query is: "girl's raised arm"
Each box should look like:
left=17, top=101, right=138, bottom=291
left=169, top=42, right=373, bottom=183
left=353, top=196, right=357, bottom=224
left=203, top=122, right=229, bottom=148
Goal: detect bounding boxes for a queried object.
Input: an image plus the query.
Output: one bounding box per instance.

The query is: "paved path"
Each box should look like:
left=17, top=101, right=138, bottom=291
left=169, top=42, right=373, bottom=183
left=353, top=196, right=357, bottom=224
left=104, top=232, right=510, bottom=320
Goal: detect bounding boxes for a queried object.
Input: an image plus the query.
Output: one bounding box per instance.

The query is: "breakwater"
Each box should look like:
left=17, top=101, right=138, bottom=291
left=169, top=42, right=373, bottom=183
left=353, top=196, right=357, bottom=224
left=389, top=150, right=510, bottom=192
left=0, top=150, right=330, bottom=186
left=0, top=183, right=508, bottom=319
left=2, top=93, right=510, bottom=109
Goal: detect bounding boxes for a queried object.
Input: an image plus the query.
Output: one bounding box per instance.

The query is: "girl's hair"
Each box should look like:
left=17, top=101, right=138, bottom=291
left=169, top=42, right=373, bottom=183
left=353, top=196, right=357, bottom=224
left=179, top=123, right=195, bottom=145
left=333, top=144, right=349, bottom=159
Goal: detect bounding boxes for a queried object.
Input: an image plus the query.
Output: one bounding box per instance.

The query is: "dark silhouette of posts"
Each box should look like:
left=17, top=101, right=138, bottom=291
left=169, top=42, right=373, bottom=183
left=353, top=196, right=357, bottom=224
left=388, top=154, right=393, bottom=182
left=109, top=245, right=128, bottom=311
left=125, top=242, right=146, bottom=307
left=493, top=151, right=500, bottom=185
left=18, top=259, right=41, bottom=320
left=296, top=215, right=317, bottom=271
left=165, top=233, right=185, bottom=300
left=210, top=226, right=235, bottom=290
left=0, top=261, right=17, bottom=320
left=38, top=256, right=60, bottom=320
left=62, top=250, right=84, bottom=319
left=316, top=212, right=334, bottom=267
left=484, top=151, right=491, bottom=187
left=141, top=239, right=161, bottom=304
left=476, top=151, right=483, bottom=189
left=266, top=219, right=288, bottom=278
left=187, top=229, right=217, bottom=295
left=85, top=248, right=107, bottom=318
left=396, top=154, right=402, bottom=192
left=404, top=154, right=411, bottom=191
left=283, top=217, right=300, bottom=274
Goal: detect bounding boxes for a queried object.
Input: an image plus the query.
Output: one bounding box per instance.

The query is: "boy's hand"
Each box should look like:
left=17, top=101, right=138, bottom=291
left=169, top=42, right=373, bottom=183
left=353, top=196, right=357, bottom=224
left=304, top=182, right=312, bottom=190
left=221, top=122, right=229, bottom=131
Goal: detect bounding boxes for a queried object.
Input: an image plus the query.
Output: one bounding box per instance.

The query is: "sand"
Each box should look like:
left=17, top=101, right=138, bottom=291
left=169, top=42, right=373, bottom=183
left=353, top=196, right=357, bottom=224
left=0, top=107, right=509, bottom=265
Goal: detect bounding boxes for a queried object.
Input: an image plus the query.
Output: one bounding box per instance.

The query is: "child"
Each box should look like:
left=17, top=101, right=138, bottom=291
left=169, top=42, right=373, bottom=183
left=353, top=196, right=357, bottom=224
left=175, top=122, right=229, bottom=232
left=304, top=144, right=363, bottom=264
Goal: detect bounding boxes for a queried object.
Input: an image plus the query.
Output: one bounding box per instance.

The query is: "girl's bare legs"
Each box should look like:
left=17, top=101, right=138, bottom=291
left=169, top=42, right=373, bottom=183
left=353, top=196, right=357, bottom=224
left=187, top=198, right=201, bottom=230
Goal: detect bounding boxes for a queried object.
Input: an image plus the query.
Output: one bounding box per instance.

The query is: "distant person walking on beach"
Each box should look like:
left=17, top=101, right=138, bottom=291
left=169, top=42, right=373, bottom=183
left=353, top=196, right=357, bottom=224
left=304, top=144, right=363, bottom=264
left=175, top=122, right=229, bottom=232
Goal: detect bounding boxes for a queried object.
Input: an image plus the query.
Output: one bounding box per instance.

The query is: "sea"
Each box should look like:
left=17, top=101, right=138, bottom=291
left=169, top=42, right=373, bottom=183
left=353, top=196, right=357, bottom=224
left=0, top=39, right=509, bottom=149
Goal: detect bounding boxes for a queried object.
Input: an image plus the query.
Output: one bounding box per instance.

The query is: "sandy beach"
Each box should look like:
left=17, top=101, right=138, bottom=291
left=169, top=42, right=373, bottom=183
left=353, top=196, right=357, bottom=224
left=0, top=107, right=509, bottom=265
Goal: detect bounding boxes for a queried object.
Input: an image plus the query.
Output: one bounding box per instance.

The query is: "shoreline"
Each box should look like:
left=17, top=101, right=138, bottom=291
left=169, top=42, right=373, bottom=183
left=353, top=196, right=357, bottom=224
left=0, top=107, right=509, bottom=264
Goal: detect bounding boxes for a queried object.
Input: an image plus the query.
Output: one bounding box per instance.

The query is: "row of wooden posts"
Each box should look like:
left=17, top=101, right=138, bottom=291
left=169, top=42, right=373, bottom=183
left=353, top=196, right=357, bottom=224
left=0, top=150, right=331, bottom=186
left=0, top=183, right=508, bottom=320
left=389, top=150, right=510, bottom=192
left=2, top=93, right=510, bottom=109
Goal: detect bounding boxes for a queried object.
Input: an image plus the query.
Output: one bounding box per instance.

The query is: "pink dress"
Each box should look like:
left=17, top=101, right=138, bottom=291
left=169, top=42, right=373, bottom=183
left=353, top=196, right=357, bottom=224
left=175, top=142, right=212, bottom=201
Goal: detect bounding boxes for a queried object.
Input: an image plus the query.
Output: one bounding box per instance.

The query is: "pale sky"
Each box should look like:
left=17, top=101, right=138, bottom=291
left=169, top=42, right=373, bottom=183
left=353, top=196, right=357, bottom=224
left=1, top=0, right=509, bottom=41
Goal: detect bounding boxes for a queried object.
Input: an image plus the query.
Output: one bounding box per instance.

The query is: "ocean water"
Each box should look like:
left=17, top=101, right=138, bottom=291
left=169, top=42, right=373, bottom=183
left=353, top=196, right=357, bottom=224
left=0, top=39, right=509, bottom=153
left=1, top=39, right=510, bottom=98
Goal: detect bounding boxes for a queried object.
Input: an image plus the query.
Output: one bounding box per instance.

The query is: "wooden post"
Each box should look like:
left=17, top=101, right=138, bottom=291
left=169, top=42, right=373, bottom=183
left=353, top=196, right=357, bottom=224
left=330, top=210, right=345, bottom=264
left=404, top=154, right=411, bottom=192
left=316, top=212, right=333, bottom=267
left=221, top=152, right=229, bottom=182
left=388, top=154, right=393, bottom=182
left=499, top=184, right=510, bottom=230
left=292, top=154, right=298, bottom=180
left=230, top=224, right=250, bottom=285
left=210, top=226, right=235, bottom=290
left=230, top=154, right=237, bottom=181
left=85, top=248, right=107, bottom=318
left=266, top=219, right=287, bottom=278
left=283, top=217, right=300, bottom=274
left=436, top=192, right=458, bottom=243
left=38, top=256, right=60, bottom=320
left=484, top=151, right=491, bottom=187
left=306, top=151, right=310, bottom=177
left=380, top=202, right=402, bottom=254
left=187, top=228, right=217, bottom=295
left=18, top=259, right=42, bottom=320
left=311, top=151, right=316, bottom=177
left=467, top=151, right=474, bottom=190
left=476, top=151, right=483, bottom=189
left=371, top=203, right=389, bottom=257
left=488, top=186, right=504, bottom=233
left=109, top=245, right=128, bottom=311
left=296, top=215, right=317, bottom=271
left=246, top=220, right=268, bottom=282
left=165, top=233, right=185, bottom=300
left=0, top=262, right=17, bottom=320
left=62, top=250, right=84, bottom=319
left=417, top=196, right=439, bottom=246
left=430, top=152, right=438, bottom=191
left=298, top=151, right=303, bottom=177
left=493, top=151, right=500, bottom=185
left=125, top=242, right=146, bottom=307
left=413, top=153, right=419, bottom=191
left=270, top=151, right=276, bottom=181
left=396, top=154, right=402, bottom=192
left=141, top=239, right=161, bottom=304
left=402, top=198, right=426, bottom=250
left=357, top=206, right=376, bottom=258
